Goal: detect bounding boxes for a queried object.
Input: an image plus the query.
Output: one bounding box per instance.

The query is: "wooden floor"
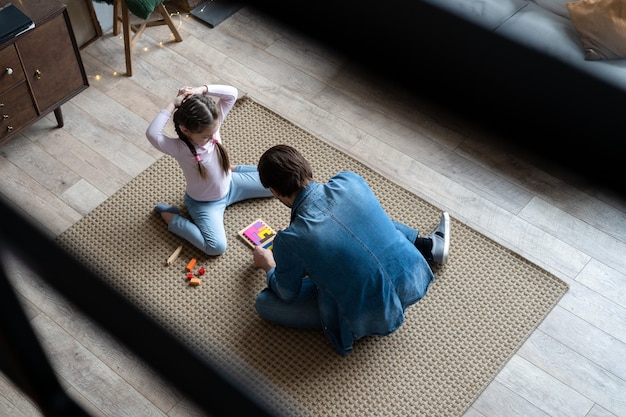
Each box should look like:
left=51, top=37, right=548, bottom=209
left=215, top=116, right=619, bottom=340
left=1, top=3, right=625, bottom=416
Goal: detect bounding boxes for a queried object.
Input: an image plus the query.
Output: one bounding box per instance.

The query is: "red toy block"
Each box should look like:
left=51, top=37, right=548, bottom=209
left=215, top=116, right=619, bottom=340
left=198, top=267, right=205, bottom=275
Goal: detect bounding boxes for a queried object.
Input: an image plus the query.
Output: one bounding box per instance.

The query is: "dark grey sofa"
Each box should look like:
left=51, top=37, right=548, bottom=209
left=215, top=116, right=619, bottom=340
left=252, top=0, right=626, bottom=194
left=423, top=0, right=626, bottom=93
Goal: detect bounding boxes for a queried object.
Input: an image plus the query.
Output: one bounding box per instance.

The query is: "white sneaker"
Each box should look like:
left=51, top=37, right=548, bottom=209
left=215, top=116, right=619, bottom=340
left=427, top=212, right=450, bottom=265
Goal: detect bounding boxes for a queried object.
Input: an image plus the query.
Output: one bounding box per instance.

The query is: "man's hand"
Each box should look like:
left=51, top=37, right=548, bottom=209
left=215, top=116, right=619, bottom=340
left=253, top=246, right=276, bottom=272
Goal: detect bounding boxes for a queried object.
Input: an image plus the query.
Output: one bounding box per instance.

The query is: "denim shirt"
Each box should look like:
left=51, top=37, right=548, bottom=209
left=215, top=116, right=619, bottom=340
left=266, top=171, right=434, bottom=355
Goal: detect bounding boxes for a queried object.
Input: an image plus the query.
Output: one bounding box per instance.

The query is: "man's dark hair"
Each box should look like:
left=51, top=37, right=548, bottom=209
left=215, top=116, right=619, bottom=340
left=258, top=144, right=313, bottom=196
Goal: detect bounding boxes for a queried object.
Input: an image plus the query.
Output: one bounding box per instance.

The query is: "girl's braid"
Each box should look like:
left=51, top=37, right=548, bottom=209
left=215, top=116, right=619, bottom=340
left=173, top=95, right=231, bottom=179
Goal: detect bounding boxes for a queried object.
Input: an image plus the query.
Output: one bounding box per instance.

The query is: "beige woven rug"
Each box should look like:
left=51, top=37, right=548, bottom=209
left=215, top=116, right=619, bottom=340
left=57, top=97, right=568, bottom=417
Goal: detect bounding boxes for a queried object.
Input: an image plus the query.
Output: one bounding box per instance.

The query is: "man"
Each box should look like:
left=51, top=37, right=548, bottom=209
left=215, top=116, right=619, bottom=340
left=252, top=144, right=450, bottom=355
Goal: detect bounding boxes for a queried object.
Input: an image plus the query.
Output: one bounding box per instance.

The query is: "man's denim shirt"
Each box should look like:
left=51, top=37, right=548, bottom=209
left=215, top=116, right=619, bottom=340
left=265, top=171, right=434, bottom=355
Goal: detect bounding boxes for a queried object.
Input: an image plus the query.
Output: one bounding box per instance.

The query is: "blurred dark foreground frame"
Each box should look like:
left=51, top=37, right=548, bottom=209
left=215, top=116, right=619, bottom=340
left=0, top=197, right=280, bottom=417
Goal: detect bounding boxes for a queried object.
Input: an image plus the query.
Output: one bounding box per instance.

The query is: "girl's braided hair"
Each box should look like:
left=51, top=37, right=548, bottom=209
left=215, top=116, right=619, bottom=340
left=173, top=94, right=230, bottom=179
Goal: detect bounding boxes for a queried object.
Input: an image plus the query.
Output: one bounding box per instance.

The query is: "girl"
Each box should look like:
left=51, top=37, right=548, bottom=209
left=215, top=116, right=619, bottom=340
left=146, top=84, right=273, bottom=256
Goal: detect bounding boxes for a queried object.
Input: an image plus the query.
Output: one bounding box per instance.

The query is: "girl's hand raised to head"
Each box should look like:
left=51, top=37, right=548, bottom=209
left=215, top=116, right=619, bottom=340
left=179, top=85, right=207, bottom=96
left=177, top=86, right=194, bottom=100
left=173, top=92, right=187, bottom=108
left=173, top=85, right=207, bottom=108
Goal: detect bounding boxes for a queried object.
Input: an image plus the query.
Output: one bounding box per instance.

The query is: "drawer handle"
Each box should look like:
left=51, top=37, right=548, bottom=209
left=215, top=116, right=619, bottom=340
left=6, top=67, right=13, bottom=75
left=2, top=114, right=8, bottom=120
left=7, top=126, right=13, bottom=132
left=35, top=69, right=42, bottom=80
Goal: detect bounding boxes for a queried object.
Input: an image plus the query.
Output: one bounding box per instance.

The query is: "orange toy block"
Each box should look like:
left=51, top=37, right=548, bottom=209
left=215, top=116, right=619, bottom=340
left=185, top=258, right=197, bottom=272
left=189, top=277, right=201, bottom=286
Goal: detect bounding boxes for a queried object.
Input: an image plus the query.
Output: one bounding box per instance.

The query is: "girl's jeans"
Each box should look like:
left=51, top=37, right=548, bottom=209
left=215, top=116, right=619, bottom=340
left=167, top=165, right=273, bottom=255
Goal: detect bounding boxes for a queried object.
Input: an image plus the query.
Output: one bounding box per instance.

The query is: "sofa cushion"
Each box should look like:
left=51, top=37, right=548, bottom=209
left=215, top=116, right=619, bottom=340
left=567, top=0, right=626, bottom=60
left=531, top=0, right=571, bottom=19
left=422, top=0, right=528, bottom=30
left=496, top=2, right=626, bottom=91
left=496, top=3, right=583, bottom=60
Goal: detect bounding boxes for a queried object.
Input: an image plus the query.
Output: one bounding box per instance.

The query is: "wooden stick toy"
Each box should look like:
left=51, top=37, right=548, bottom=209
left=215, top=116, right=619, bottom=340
left=166, top=245, right=183, bottom=265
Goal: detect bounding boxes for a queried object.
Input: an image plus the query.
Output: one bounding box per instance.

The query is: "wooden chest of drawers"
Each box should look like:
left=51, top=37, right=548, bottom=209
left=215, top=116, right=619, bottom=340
left=0, top=0, right=88, bottom=146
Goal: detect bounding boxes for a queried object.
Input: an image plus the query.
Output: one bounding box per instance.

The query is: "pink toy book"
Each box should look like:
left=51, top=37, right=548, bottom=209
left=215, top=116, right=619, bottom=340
left=238, top=219, right=276, bottom=250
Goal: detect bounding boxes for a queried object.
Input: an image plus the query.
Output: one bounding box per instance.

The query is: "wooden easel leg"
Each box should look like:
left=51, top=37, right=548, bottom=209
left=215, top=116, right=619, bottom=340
left=157, top=3, right=183, bottom=42
left=111, top=1, right=183, bottom=76
left=121, top=3, right=133, bottom=76
left=112, top=0, right=120, bottom=35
